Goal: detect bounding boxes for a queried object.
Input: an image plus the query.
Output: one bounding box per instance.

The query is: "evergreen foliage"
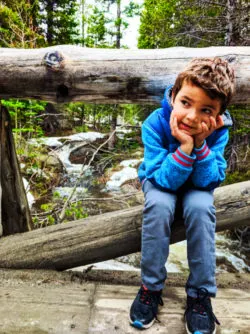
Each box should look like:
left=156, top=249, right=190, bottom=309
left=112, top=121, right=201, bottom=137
left=1, top=99, right=46, bottom=138
left=39, top=0, right=80, bottom=45
left=0, top=0, right=44, bottom=47
left=82, top=0, right=141, bottom=48
left=138, top=0, right=249, bottom=48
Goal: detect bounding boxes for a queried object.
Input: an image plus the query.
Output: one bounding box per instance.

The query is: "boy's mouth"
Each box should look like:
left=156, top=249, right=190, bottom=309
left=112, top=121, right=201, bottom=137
left=179, top=122, right=193, bottom=131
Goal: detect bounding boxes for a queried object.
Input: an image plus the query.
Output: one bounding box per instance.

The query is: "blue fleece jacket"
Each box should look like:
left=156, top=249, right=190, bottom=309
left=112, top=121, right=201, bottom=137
left=138, top=85, right=232, bottom=192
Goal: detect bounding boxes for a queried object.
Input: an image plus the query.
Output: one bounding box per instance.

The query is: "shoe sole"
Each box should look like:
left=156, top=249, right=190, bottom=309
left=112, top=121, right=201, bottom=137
left=129, top=317, right=155, bottom=329
left=185, top=322, right=216, bottom=334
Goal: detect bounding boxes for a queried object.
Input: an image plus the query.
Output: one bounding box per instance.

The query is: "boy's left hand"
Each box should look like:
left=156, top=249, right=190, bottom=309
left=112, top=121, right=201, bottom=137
left=194, top=115, right=224, bottom=148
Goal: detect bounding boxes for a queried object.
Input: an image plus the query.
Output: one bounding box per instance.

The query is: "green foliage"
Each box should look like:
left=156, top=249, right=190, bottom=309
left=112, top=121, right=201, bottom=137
left=64, top=201, right=88, bottom=221
left=138, top=0, right=177, bottom=48
left=85, top=6, right=108, bottom=47
left=82, top=0, right=141, bottom=48
left=229, top=104, right=250, bottom=137
left=225, top=104, right=250, bottom=174
left=124, top=1, right=141, bottom=17
left=115, top=133, right=140, bottom=151
left=0, top=0, right=44, bottom=47
left=223, top=170, right=250, bottom=186
left=138, top=0, right=246, bottom=48
left=38, top=198, right=88, bottom=226
left=1, top=0, right=80, bottom=47
left=119, top=104, right=142, bottom=125
left=1, top=99, right=46, bottom=138
left=65, top=102, right=146, bottom=131
left=39, top=0, right=80, bottom=45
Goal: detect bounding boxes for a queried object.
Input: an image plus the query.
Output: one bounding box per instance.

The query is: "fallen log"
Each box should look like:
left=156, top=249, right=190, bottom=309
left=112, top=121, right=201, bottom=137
left=0, top=46, right=249, bottom=104
left=0, top=181, right=249, bottom=271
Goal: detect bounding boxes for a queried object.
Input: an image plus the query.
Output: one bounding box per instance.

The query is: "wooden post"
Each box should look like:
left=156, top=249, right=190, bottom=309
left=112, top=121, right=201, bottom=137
left=0, top=105, right=33, bottom=235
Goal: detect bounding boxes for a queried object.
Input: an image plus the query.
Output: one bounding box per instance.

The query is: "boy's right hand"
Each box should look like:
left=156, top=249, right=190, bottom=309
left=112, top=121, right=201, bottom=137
left=170, top=112, right=194, bottom=156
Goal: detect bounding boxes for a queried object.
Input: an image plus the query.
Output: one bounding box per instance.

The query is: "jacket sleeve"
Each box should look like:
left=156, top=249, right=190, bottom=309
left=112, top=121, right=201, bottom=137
left=191, top=128, right=229, bottom=190
left=142, top=123, right=196, bottom=191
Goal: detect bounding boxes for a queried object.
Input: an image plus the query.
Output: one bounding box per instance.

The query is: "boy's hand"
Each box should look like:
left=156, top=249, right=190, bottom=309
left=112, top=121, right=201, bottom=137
left=194, top=115, right=224, bottom=148
left=170, top=112, right=194, bottom=155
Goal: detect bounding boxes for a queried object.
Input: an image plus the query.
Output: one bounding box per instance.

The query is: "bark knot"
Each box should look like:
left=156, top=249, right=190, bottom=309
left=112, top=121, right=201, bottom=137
left=43, top=51, right=65, bottom=71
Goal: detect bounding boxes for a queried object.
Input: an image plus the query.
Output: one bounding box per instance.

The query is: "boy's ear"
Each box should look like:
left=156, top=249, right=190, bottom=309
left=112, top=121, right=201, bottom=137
left=170, top=92, right=175, bottom=107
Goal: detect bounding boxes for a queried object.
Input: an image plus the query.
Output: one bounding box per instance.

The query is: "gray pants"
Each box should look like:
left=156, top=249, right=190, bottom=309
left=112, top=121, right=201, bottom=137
left=141, top=179, right=217, bottom=298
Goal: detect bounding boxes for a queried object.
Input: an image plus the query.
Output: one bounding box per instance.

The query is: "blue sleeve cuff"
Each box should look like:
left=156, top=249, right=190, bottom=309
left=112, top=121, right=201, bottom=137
left=194, top=140, right=211, bottom=161
left=172, top=147, right=195, bottom=168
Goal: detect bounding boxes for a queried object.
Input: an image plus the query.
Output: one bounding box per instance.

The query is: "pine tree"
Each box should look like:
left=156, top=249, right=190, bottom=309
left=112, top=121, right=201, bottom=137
left=0, top=0, right=44, bottom=47
left=138, top=0, right=249, bottom=48
left=39, top=0, right=80, bottom=46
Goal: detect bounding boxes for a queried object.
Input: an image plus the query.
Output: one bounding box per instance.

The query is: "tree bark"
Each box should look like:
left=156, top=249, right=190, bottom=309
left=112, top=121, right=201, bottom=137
left=225, top=0, right=237, bottom=46
left=0, top=46, right=249, bottom=104
left=116, top=0, right=121, bottom=49
left=0, top=181, right=249, bottom=271
left=0, top=106, right=33, bottom=236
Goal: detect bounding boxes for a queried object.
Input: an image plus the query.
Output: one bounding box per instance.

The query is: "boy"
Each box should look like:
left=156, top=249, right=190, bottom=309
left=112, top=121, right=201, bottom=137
left=129, top=57, right=235, bottom=334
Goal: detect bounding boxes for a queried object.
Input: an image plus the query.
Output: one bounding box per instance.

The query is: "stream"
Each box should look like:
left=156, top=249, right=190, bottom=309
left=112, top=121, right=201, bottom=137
left=26, top=132, right=250, bottom=275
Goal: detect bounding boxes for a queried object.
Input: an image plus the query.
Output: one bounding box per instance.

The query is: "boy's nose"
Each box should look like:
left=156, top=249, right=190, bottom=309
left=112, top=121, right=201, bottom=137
left=187, top=109, right=199, bottom=122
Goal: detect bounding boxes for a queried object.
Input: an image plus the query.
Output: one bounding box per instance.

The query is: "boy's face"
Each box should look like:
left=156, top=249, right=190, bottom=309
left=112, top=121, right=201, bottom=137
left=171, top=81, right=221, bottom=136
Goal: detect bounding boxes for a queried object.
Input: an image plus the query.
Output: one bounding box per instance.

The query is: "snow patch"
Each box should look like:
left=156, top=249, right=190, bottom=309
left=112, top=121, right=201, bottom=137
left=106, top=166, right=138, bottom=191
left=28, top=132, right=105, bottom=148
left=120, top=159, right=141, bottom=168
left=105, top=158, right=142, bottom=191
left=22, top=178, right=35, bottom=208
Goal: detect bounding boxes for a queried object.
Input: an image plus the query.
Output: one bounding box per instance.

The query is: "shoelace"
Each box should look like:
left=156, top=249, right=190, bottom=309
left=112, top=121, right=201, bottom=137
left=186, top=287, right=220, bottom=326
left=139, top=285, right=164, bottom=306
left=139, top=285, right=164, bottom=322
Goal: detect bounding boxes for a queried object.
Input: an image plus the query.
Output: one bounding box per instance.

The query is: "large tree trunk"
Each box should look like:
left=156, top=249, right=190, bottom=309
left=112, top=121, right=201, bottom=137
left=0, top=181, right=249, bottom=271
left=0, top=46, right=249, bottom=104
left=0, top=105, right=33, bottom=236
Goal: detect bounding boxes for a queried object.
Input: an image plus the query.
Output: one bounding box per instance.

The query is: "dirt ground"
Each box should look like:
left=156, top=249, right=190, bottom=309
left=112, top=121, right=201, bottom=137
left=0, top=268, right=249, bottom=290
left=0, top=269, right=249, bottom=334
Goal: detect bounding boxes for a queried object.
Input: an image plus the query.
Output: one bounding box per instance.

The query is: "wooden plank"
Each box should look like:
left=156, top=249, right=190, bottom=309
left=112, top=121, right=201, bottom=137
left=0, top=46, right=249, bottom=104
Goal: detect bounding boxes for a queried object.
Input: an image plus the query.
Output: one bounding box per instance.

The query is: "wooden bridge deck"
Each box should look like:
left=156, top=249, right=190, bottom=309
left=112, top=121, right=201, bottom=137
left=0, top=269, right=249, bottom=334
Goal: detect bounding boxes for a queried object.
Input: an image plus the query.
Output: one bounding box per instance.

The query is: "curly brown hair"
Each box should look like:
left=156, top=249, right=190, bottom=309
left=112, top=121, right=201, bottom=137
left=172, top=57, right=235, bottom=113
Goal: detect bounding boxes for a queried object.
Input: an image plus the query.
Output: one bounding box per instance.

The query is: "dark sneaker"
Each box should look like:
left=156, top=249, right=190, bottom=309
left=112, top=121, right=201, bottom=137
left=184, top=288, right=220, bottom=334
left=129, top=284, right=163, bottom=329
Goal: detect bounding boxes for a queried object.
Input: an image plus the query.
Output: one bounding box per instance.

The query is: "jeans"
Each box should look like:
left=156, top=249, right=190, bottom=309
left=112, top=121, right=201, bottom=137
left=141, top=179, right=217, bottom=298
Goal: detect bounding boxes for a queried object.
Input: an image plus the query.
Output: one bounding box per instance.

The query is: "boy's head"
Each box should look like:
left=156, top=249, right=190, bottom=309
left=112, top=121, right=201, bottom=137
left=172, top=57, right=235, bottom=114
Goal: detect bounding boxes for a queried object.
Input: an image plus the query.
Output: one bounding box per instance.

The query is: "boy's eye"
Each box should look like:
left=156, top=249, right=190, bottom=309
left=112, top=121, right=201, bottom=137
left=181, top=100, right=189, bottom=106
left=202, top=108, right=212, bottom=115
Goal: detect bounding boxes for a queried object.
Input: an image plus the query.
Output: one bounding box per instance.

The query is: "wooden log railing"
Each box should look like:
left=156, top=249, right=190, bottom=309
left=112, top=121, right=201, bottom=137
left=0, top=46, right=249, bottom=270
left=0, top=181, right=249, bottom=270
left=0, top=46, right=249, bottom=104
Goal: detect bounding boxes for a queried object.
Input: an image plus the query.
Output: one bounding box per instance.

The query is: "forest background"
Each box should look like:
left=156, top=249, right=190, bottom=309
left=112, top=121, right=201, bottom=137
left=0, top=0, right=249, bottom=228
